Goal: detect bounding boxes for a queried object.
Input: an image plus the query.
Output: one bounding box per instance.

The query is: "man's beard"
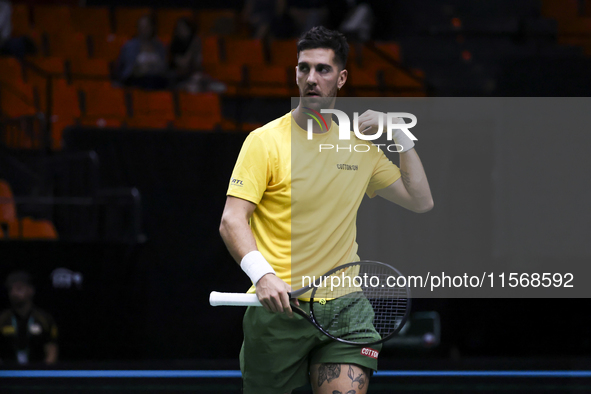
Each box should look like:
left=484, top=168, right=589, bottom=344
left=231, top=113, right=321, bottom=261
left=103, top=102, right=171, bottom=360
left=300, top=84, right=339, bottom=111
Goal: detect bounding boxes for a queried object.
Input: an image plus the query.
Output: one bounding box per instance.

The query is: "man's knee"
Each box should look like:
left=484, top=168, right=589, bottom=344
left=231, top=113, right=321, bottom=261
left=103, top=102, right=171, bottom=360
left=310, top=363, right=370, bottom=394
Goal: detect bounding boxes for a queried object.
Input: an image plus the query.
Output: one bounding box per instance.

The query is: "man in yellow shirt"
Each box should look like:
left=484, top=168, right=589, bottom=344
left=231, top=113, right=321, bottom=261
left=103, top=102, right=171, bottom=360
left=220, top=26, right=433, bottom=394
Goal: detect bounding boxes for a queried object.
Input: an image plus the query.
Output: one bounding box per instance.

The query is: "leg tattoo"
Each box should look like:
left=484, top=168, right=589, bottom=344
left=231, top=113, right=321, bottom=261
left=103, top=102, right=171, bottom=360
left=318, top=364, right=341, bottom=387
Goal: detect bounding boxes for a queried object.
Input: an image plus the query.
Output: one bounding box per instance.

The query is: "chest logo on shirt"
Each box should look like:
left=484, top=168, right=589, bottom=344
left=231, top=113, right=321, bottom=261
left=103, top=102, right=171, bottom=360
left=230, top=178, right=244, bottom=187
left=336, top=164, right=358, bottom=171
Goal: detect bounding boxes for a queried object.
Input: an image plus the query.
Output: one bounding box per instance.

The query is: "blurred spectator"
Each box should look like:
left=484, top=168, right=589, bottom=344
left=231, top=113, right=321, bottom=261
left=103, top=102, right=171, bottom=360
left=337, top=1, right=374, bottom=42
left=0, top=0, right=36, bottom=58
left=169, top=18, right=226, bottom=93
left=242, top=0, right=296, bottom=39
left=0, top=271, right=58, bottom=365
left=117, top=14, right=168, bottom=90
left=288, top=0, right=329, bottom=35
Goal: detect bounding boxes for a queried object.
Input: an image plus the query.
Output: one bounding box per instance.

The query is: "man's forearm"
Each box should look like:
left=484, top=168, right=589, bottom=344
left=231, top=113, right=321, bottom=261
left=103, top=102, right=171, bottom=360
left=399, top=148, right=433, bottom=212
left=220, top=215, right=258, bottom=264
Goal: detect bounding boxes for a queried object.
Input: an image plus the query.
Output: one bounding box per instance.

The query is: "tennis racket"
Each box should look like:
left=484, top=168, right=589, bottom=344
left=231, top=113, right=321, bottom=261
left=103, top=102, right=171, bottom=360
left=210, top=260, right=410, bottom=346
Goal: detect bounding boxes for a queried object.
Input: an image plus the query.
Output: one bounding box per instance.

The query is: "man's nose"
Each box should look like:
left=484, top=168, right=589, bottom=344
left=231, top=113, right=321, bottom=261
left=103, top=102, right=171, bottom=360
left=306, top=69, right=318, bottom=85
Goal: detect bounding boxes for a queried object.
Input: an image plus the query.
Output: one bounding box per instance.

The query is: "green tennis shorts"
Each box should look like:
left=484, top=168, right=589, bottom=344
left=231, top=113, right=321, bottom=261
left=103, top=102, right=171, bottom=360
left=240, top=295, right=382, bottom=393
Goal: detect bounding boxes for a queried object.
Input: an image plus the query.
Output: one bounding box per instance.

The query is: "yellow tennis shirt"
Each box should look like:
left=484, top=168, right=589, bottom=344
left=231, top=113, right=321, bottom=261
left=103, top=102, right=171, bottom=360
left=227, top=112, right=401, bottom=293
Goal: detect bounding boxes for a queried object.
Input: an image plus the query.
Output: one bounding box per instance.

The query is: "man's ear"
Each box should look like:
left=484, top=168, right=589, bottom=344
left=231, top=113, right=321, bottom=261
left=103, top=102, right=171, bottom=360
left=338, top=69, right=348, bottom=90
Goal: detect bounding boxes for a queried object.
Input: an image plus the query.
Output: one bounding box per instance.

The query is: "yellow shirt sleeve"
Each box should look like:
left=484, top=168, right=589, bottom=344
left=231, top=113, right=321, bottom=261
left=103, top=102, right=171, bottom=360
left=227, top=133, right=270, bottom=205
left=366, top=149, right=401, bottom=198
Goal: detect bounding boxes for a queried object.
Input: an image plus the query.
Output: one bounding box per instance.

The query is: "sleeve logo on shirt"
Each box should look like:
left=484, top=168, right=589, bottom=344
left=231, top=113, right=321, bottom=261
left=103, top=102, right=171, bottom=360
left=230, top=178, right=244, bottom=187
left=361, top=347, right=379, bottom=359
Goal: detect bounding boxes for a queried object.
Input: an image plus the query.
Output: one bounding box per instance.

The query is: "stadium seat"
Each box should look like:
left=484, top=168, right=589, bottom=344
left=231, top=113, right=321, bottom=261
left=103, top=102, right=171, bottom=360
left=0, top=180, right=17, bottom=225
left=25, top=56, right=65, bottom=75
left=246, top=65, right=290, bottom=97
left=223, top=38, right=265, bottom=65
left=71, top=7, right=112, bottom=36
left=130, top=90, right=175, bottom=119
left=156, top=8, right=194, bottom=42
left=33, top=5, right=73, bottom=34
left=382, top=68, right=424, bottom=89
left=11, top=4, right=31, bottom=37
left=91, top=34, right=129, bottom=62
left=46, top=32, right=89, bottom=59
left=114, top=7, right=153, bottom=37
left=202, top=64, right=242, bottom=95
left=70, top=58, right=111, bottom=77
left=80, top=83, right=127, bottom=124
left=50, top=79, right=81, bottom=149
left=196, top=10, right=236, bottom=36
left=270, top=39, right=298, bottom=67
left=374, top=42, right=402, bottom=62
left=0, top=82, right=37, bottom=118
left=541, top=0, right=579, bottom=20
left=20, top=217, right=58, bottom=239
left=201, top=36, right=221, bottom=65
left=176, top=92, right=221, bottom=129
left=346, top=65, right=379, bottom=88
left=0, top=58, right=24, bottom=86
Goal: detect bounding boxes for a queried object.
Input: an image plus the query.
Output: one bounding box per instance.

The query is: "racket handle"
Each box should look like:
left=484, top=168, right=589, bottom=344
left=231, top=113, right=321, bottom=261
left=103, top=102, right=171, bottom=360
left=209, top=291, right=262, bottom=307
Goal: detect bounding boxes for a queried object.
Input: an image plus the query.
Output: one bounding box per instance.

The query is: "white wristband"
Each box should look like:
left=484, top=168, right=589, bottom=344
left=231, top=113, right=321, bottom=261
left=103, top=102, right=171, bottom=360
left=392, top=128, right=415, bottom=153
left=240, top=251, right=276, bottom=285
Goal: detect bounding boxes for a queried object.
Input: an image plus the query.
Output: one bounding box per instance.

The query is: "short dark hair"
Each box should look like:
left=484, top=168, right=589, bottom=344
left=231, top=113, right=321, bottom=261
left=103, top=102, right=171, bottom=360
left=297, top=26, right=349, bottom=69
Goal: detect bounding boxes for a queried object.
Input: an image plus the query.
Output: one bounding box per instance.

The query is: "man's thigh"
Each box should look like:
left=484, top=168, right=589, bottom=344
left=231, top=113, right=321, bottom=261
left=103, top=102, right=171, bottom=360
left=240, top=304, right=320, bottom=394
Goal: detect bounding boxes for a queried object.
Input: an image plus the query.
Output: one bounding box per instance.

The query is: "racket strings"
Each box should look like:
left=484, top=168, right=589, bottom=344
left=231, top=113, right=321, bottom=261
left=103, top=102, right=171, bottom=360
left=311, top=262, right=410, bottom=344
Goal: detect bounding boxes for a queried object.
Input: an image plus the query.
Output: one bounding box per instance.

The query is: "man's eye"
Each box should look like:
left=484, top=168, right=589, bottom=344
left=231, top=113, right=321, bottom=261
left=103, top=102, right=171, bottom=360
left=299, top=66, right=308, bottom=71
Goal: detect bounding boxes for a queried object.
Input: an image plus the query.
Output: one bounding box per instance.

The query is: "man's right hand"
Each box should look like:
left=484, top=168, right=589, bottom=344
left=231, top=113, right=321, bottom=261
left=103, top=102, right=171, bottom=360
left=256, top=274, right=298, bottom=318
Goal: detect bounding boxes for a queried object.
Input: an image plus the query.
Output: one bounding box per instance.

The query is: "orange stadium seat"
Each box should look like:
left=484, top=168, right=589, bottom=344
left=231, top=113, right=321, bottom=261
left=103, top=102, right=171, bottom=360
left=247, top=65, right=290, bottom=97
left=0, top=82, right=37, bottom=118
left=541, top=0, right=579, bottom=20
left=270, top=39, right=298, bottom=67
left=46, top=32, right=89, bottom=59
left=202, top=64, right=242, bottom=95
left=347, top=65, right=379, bottom=88
left=115, top=7, right=153, bottom=37
left=33, top=5, right=73, bottom=34
left=374, top=42, right=402, bottom=62
left=156, top=8, right=194, bottom=42
left=176, top=92, right=221, bottom=130
left=11, top=4, right=31, bottom=37
left=26, top=56, right=65, bottom=75
left=50, top=79, right=81, bottom=149
left=0, top=58, right=24, bottom=86
left=201, top=36, right=221, bottom=64
left=92, top=34, right=129, bottom=61
left=196, top=9, right=236, bottom=36
left=70, top=58, right=111, bottom=77
left=224, top=38, right=265, bottom=65
left=20, top=217, right=58, bottom=239
left=71, top=7, right=112, bottom=36
left=0, top=180, right=17, bottom=225
left=382, top=68, right=423, bottom=89
left=130, top=89, right=175, bottom=120
left=80, top=83, right=127, bottom=124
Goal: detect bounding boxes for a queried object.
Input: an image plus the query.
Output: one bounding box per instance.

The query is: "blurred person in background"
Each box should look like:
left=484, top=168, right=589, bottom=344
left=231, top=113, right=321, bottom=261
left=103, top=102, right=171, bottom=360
left=0, top=0, right=36, bottom=58
left=0, top=271, right=58, bottom=365
left=169, top=18, right=226, bottom=93
left=117, top=14, right=168, bottom=90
